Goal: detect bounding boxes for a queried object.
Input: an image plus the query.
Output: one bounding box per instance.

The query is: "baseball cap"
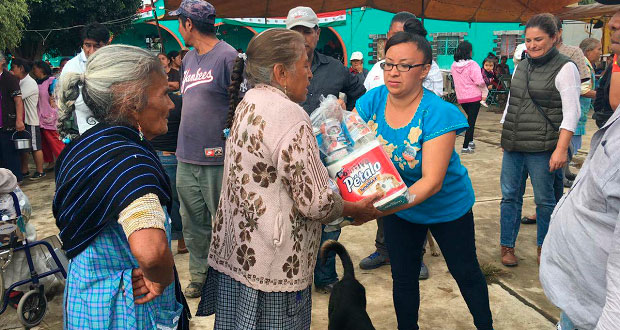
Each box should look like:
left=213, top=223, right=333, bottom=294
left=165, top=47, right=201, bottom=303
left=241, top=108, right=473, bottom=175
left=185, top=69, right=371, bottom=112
left=169, top=0, right=216, bottom=25
left=286, top=7, right=319, bottom=29
left=350, top=52, right=363, bottom=61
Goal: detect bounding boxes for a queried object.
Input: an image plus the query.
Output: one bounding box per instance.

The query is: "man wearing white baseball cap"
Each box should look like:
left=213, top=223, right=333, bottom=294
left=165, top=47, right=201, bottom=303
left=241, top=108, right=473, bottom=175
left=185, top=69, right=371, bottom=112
left=286, top=6, right=366, bottom=294
left=286, top=6, right=366, bottom=115
left=349, top=51, right=369, bottom=79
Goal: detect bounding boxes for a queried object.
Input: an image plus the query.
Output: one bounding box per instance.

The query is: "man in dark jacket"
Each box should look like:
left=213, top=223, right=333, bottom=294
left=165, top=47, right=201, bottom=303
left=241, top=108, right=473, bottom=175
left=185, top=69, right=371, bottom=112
left=0, top=52, right=26, bottom=182
left=286, top=7, right=366, bottom=115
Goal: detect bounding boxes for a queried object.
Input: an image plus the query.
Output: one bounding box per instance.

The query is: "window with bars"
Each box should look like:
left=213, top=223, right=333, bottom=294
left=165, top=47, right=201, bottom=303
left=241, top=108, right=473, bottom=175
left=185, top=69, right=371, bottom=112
left=436, top=36, right=460, bottom=56
left=499, top=35, right=518, bottom=57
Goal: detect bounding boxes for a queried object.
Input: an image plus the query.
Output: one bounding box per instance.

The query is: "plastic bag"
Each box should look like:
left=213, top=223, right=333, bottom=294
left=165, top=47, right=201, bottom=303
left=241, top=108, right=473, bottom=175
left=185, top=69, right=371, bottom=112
left=311, top=95, right=413, bottom=216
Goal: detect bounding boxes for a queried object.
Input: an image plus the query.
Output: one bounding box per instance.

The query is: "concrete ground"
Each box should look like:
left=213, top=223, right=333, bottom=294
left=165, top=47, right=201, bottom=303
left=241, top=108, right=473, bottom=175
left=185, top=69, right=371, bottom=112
left=1, top=105, right=596, bottom=329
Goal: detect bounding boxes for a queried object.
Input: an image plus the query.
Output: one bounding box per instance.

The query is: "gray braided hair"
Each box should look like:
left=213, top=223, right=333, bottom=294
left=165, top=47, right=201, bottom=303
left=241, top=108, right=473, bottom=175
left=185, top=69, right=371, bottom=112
left=55, top=44, right=165, bottom=137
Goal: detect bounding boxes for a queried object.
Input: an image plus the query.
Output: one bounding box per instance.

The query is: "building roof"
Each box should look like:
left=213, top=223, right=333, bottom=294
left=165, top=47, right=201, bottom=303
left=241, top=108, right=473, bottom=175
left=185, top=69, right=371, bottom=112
left=556, top=3, right=620, bottom=21
left=163, top=0, right=579, bottom=22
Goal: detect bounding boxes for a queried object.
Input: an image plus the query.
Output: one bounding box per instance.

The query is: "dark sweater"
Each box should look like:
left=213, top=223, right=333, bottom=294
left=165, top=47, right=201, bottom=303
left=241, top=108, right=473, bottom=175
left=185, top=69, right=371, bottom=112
left=151, top=92, right=182, bottom=152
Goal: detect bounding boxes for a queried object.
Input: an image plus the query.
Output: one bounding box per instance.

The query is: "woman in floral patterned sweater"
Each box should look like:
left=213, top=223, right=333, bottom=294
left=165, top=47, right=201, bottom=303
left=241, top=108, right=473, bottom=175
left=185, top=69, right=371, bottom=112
left=196, top=29, right=381, bottom=329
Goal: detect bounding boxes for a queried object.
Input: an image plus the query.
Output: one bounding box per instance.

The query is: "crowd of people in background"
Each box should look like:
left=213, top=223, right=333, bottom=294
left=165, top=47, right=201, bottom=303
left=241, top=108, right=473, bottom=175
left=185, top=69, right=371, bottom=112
left=0, top=0, right=619, bottom=329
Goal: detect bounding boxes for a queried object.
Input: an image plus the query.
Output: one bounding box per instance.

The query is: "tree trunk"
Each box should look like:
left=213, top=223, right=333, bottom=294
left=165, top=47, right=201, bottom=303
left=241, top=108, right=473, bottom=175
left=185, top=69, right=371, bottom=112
left=12, top=39, right=45, bottom=61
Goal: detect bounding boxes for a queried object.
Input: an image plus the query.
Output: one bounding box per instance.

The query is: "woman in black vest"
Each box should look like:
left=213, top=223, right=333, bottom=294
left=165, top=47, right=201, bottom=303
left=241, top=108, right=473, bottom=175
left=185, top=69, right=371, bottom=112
left=499, top=13, right=580, bottom=267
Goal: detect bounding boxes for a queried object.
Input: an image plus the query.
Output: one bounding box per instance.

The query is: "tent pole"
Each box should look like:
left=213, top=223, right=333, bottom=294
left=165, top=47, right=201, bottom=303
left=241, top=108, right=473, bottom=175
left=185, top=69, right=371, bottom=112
left=421, top=0, right=425, bottom=23
left=602, top=19, right=607, bottom=55
left=151, top=0, right=165, bottom=53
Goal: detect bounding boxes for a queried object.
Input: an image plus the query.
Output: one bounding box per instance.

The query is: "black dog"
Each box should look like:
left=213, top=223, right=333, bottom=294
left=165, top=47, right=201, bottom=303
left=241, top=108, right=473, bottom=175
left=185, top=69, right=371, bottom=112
left=320, top=240, right=375, bottom=330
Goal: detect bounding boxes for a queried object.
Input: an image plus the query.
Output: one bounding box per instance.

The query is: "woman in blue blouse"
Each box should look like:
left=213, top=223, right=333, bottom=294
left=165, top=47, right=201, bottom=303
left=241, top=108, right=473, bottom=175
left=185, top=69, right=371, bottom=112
left=355, top=32, right=493, bottom=329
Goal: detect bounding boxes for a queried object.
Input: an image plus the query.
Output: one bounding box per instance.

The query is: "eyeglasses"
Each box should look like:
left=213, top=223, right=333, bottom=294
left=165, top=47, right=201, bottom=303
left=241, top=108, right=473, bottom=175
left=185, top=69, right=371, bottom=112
left=380, top=62, right=427, bottom=72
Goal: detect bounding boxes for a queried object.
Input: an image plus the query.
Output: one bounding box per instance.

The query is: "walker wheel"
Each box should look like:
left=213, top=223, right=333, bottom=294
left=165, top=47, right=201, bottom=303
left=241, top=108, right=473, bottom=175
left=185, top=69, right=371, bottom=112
left=17, top=290, right=47, bottom=328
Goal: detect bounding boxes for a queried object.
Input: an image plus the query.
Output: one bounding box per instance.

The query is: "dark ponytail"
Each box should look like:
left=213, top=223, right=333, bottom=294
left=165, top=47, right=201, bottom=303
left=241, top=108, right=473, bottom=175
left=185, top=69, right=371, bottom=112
left=223, top=56, right=245, bottom=140
left=403, top=18, right=427, bottom=38
left=385, top=32, right=432, bottom=65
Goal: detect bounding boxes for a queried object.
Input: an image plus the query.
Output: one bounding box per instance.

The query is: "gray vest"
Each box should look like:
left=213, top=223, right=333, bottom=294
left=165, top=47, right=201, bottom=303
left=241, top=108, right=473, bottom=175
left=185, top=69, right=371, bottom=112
left=501, top=48, right=571, bottom=152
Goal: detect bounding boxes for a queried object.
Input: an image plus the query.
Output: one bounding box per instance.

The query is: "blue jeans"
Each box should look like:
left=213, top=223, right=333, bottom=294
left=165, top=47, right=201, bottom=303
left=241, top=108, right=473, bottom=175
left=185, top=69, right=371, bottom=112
left=559, top=311, right=578, bottom=330
left=570, top=135, right=582, bottom=156
left=383, top=211, right=493, bottom=330
left=554, top=166, right=565, bottom=202
left=157, top=151, right=183, bottom=240
left=500, top=151, right=559, bottom=247
left=314, top=226, right=341, bottom=287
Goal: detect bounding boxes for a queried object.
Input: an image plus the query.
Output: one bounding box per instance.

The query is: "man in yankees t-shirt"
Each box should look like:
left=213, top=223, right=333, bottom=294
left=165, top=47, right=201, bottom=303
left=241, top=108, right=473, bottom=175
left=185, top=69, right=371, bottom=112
left=170, top=0, right=238, bottom=298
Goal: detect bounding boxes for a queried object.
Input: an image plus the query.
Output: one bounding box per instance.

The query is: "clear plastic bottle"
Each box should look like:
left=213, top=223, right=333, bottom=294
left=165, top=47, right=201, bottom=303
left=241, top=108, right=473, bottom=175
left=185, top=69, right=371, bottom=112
left=321, top=118, right=350, bottom=165
left=344, top=112, right=374, bottom=149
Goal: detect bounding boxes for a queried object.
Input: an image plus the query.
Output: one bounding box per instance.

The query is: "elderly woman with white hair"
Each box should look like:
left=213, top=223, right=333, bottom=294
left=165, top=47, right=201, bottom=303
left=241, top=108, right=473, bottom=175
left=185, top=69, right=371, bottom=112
left=53, top=44, right=189, bottom=329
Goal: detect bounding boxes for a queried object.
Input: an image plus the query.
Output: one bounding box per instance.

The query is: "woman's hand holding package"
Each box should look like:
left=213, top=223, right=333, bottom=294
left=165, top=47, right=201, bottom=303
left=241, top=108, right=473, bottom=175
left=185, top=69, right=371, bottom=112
left=343, top=192, right=384, bottom=225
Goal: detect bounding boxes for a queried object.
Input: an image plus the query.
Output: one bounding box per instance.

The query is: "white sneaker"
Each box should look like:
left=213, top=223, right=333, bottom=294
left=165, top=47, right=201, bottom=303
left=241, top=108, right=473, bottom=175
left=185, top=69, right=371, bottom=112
left=469, top=141, right=476, bottom=149
left=461, top=147, right=474, bottom=154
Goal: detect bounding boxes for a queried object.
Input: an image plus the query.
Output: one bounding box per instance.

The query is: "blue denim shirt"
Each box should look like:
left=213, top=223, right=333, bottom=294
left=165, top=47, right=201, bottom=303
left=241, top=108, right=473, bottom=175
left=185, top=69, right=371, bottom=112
left=540, top=105, right=620, bottom=330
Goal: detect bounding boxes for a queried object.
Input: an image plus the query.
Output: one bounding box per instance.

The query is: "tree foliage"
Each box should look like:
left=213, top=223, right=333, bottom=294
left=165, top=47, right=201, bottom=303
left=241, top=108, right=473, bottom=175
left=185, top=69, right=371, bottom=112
left=0, top=0, right=30, bottom=51
left=15, top=0, right=142, bottom=60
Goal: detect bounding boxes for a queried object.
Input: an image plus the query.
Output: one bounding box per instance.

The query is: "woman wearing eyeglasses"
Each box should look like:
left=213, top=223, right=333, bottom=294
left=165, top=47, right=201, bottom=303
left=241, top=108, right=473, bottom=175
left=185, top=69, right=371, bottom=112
left=354, top=31, right=493, bottom=329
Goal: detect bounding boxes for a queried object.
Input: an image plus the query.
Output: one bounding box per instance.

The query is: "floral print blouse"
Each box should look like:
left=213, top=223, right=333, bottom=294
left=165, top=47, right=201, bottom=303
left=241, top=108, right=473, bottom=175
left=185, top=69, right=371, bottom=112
left=208, top=84, right=344, bottom=292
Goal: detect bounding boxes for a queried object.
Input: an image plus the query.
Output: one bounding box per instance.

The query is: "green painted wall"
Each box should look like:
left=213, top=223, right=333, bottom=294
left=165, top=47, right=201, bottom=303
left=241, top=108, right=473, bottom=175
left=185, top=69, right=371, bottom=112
left=116, top=7, right=523, bottom=71
left=112, top=22, right=183, bottom=53
left=330, top=8, right=522, bottom=70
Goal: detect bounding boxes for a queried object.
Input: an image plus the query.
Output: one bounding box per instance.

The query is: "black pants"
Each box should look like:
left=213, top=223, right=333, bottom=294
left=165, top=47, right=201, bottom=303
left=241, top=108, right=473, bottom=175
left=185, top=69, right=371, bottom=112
left=461, top=102, right=481, bottom=149
left=375, top=217, right=427, bottom=259
left=0, top=130, right=23, bottom=182
left=383, top=210, right=493, bottom=330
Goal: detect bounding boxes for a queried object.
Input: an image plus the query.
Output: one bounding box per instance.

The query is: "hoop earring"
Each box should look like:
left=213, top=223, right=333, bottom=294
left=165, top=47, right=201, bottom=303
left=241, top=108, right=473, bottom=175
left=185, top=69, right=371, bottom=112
left=138, top=123, right=144, bottom=141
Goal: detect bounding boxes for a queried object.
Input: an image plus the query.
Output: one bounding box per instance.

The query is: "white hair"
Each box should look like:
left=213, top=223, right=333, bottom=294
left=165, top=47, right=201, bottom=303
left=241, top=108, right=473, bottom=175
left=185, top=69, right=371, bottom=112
left=579, top=38, right=601, bottom=55
left=56, top=44, right=165, bottom=135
